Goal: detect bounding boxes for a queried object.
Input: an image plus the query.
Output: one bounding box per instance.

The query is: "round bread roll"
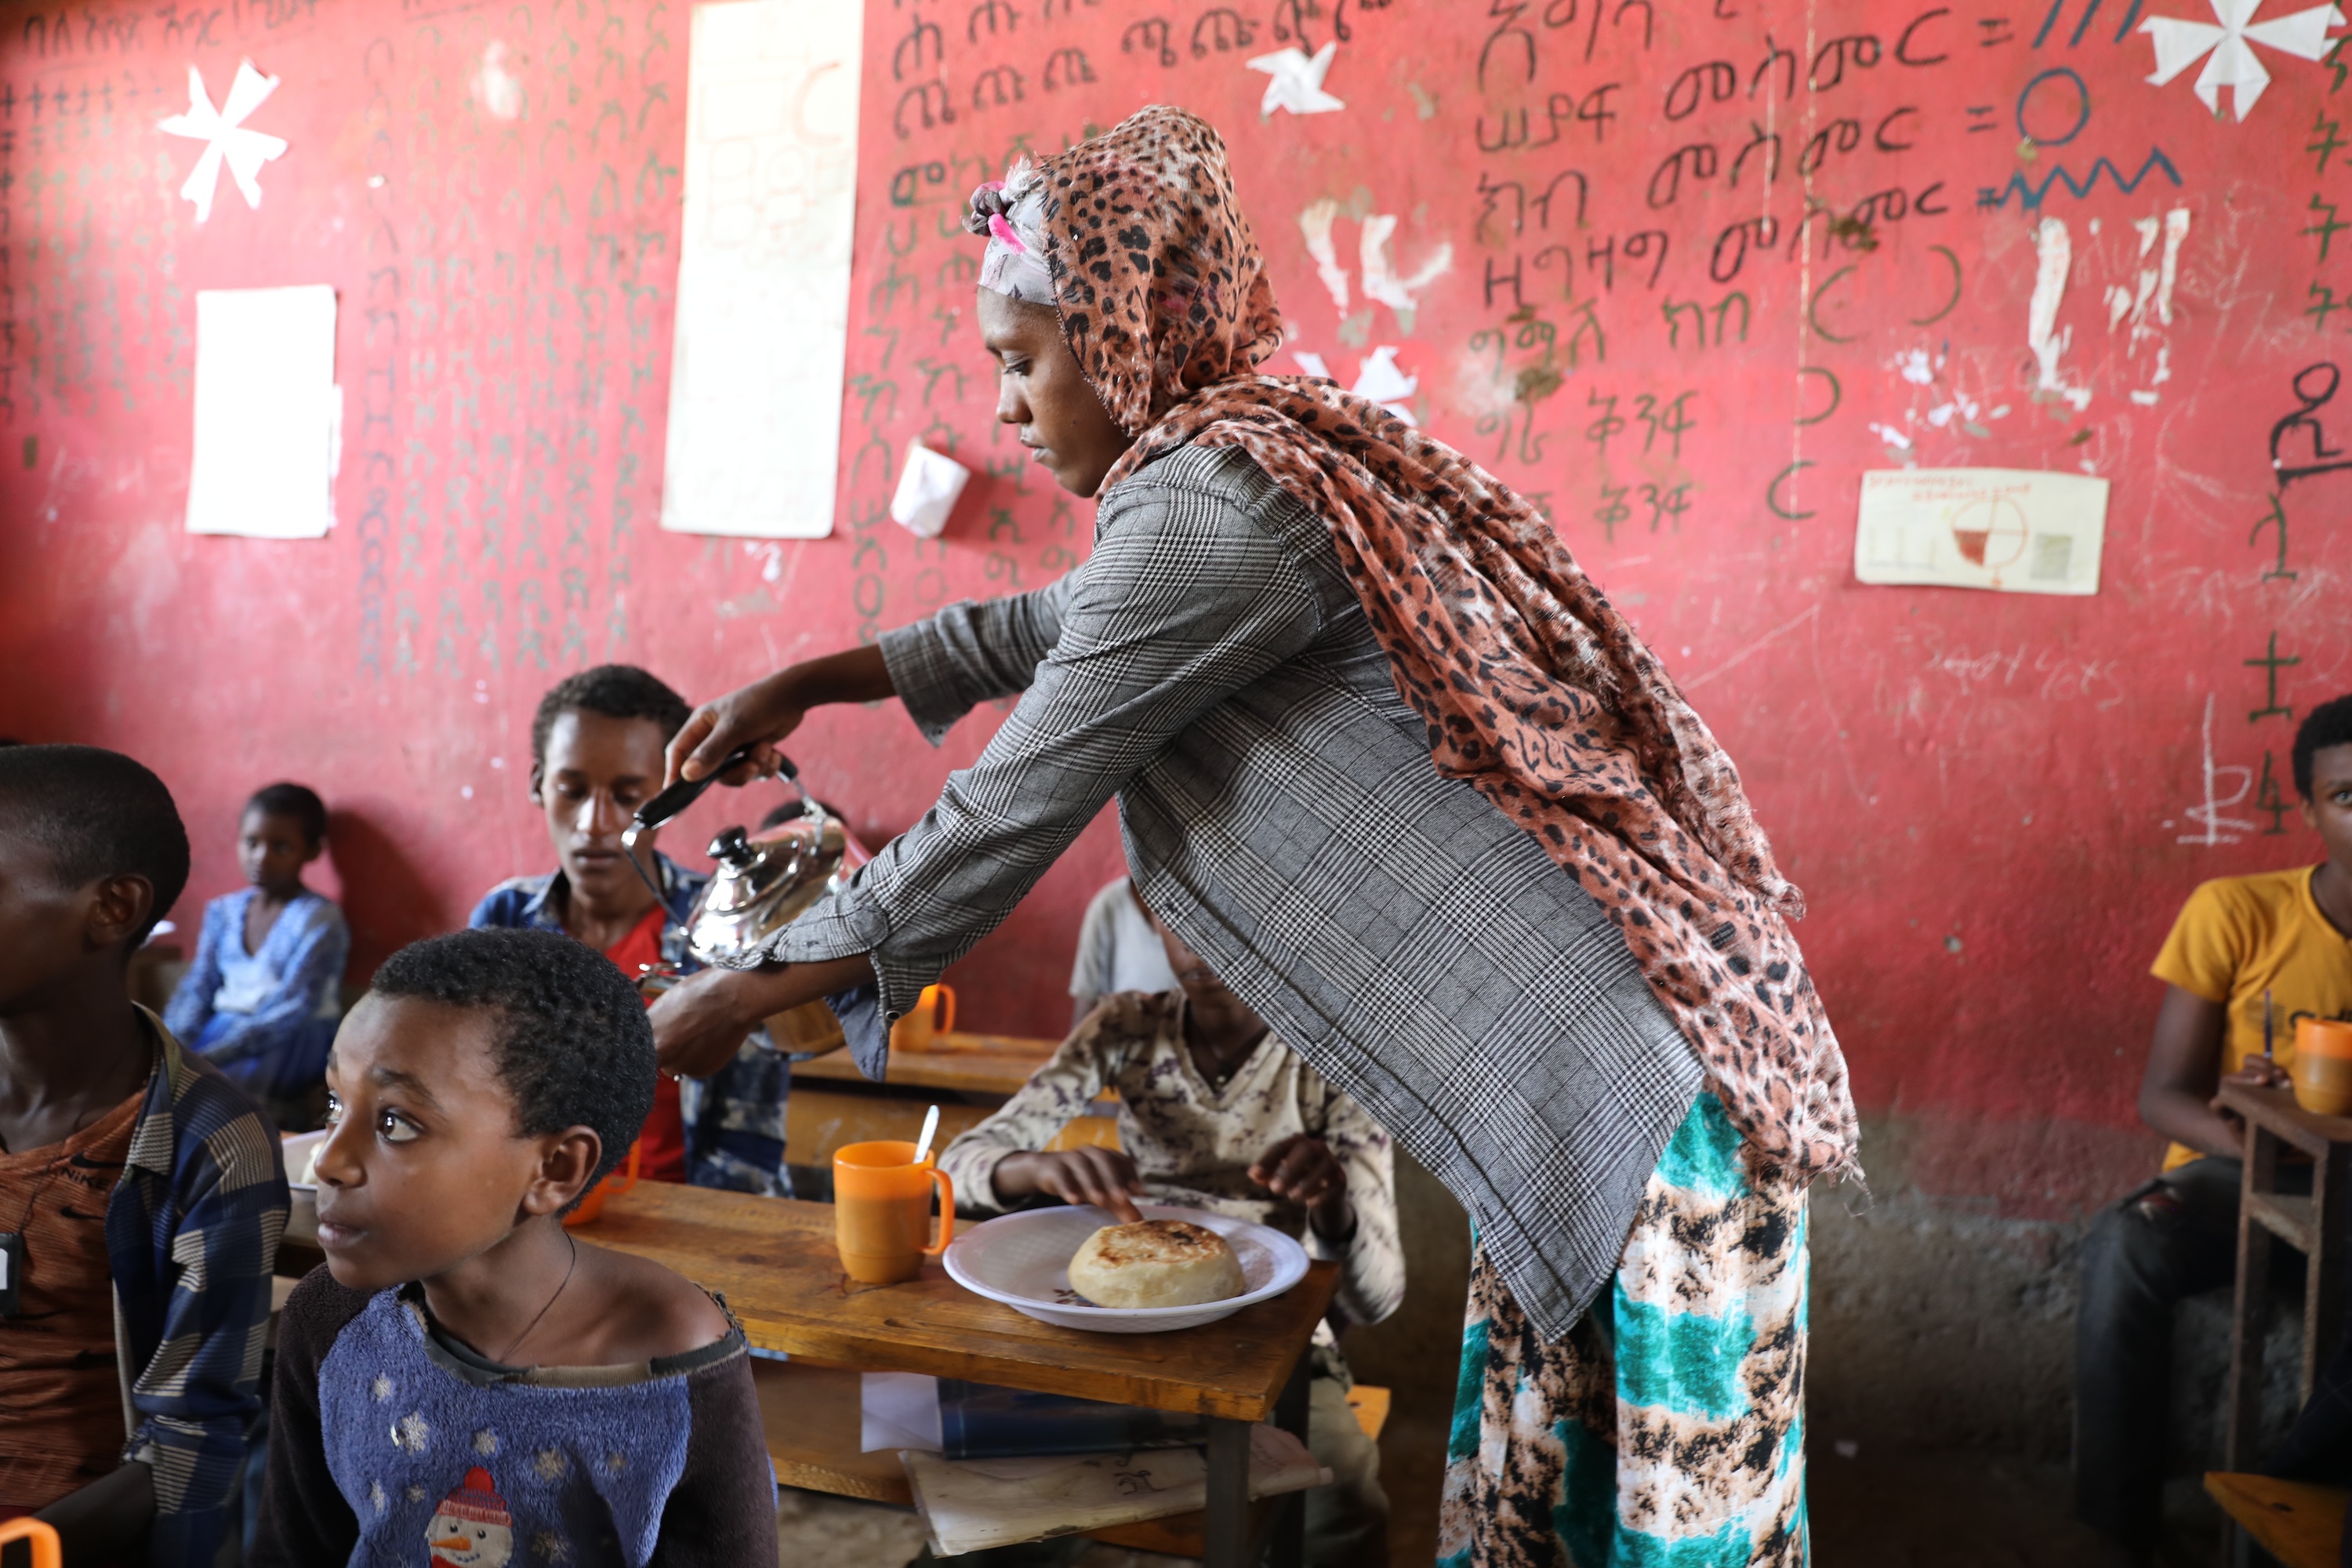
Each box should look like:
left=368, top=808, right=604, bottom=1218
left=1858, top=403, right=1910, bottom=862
left=1067, top=1219, right=1246, bottom=1308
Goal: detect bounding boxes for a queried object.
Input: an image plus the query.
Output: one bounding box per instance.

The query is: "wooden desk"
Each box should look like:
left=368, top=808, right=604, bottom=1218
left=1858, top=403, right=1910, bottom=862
left=581, top=1180, right=1335, bottom=1566
left=791, top=1031, right=1061, bottom=1098
left=2205, top=1472, right=2349, bottom=1568
left=2219, top=1083, right=2352, bottom=1472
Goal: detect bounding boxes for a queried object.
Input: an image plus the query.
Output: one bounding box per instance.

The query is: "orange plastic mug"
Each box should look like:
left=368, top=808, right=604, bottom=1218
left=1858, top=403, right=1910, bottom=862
left=563, top=1139, right=643, bottom=1229
left=889, top=984, right=958, bottom=1053
left=0, top=1517, right=62, bottom=1568
left=833, top=1139, right=955, bottom=1283
left=2292, top=1018, right=2352, bottom=1116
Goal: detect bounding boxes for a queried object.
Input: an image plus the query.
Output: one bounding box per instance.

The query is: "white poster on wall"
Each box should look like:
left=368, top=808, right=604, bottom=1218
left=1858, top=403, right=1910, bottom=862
left=185, top=285, right=339, bottom=539
left=659, top=0, right=864, bottom=539
left=1853, top=468, right=2110, bottom=596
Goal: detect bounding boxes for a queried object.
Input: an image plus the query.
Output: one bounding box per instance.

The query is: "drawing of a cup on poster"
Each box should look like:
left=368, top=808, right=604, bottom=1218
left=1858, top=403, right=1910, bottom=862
left=1853, top=468, right=2111, bottom=596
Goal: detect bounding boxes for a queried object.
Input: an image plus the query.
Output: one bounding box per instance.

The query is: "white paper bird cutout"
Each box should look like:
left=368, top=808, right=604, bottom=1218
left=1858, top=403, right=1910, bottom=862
left=158, top=60, right=289, bottom=222
left=1247, top=43, right=1346, bottom=116
left=2141, top=0, right=2345, bottom=121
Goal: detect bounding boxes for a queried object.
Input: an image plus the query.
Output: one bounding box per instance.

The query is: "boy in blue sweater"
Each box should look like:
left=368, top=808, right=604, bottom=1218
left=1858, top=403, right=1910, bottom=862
left=253, top=928, right=776, bottom=1566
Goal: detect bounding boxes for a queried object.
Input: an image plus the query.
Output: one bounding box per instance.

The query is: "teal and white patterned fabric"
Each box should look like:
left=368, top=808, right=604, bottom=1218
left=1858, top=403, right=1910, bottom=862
left=1438, top=1092, right=1809, bottom=1568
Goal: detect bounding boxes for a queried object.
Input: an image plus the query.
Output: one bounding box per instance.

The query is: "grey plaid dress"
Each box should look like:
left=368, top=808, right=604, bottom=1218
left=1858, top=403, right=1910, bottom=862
left=756, top=444, right=1703, bottom=1339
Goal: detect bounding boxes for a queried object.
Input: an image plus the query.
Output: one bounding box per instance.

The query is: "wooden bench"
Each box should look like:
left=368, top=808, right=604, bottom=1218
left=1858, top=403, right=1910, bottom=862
left=2205, top=1472, right=2347, bottom=1568
left=753, top=1357, right=1391, bottom=1558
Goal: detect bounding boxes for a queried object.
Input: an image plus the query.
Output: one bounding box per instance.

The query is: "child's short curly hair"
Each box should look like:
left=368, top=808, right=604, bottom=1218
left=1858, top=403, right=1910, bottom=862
left=368, top=927, right=655, bottom=1206
left=2293, top=695, right=2352, bottom=800
left=0, top=744, right=188, bottom=944
left=528, top=665, right=691, bottom=788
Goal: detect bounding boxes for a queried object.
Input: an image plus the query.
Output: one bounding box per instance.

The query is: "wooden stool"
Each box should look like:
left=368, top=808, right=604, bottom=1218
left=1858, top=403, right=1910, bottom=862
left=2218, top=1083, right=2352, bottom=1472
left=2205, top=1472, right=2348, bottom=1568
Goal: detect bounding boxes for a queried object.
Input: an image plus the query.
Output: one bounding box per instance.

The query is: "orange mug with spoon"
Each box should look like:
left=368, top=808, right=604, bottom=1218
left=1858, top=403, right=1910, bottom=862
left=2292, top=1018, right=2352, bottom=1116
left=833, top=1139, right=954, bottom=1283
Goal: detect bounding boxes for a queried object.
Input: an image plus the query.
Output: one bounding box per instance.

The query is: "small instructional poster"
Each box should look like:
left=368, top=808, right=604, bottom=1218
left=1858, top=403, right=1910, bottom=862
left=1853, top=468, right=2109, bottom=596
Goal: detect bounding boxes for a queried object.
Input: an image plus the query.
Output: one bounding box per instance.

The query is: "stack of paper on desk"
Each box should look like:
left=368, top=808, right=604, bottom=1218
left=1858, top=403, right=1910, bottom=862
left=901, top=1425, right=1328, bottom=1556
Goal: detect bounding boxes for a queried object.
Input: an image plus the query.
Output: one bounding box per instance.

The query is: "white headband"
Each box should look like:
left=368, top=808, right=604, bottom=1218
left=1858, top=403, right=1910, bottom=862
left=969, top=158, right=1055, bottom=307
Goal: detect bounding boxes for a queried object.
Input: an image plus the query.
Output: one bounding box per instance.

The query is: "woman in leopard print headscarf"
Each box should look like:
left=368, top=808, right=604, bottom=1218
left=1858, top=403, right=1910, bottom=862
left=666, top=106, right=1853, bottom=1568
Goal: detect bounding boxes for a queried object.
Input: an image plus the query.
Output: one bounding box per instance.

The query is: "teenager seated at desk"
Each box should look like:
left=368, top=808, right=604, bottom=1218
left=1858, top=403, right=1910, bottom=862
left=0, top=746, right=289, bottom=1566
left=164, top=781, right=350, bottom=1132
left=2076, top=693, right=2352, bottom=1566
left=937, top=902, right=1400, bottom=1568
left=471, top=666, right=792, bottom=1196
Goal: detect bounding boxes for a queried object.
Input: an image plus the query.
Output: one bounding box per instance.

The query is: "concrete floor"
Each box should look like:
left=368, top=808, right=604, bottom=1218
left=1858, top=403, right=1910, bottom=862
left=776, top=1450, right=2230, bottom=1568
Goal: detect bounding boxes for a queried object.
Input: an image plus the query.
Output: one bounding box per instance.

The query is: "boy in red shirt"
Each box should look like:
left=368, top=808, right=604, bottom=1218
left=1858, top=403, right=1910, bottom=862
left=470, top=666, right=791, bottom=1194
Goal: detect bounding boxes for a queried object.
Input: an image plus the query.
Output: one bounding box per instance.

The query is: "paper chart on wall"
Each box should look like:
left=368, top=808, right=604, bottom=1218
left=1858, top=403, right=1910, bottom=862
left=1853, top=468, right=2111, bottom=596
left=185, top=285, right=339, bottom=539
left=659, top=0, right=863, bottom=539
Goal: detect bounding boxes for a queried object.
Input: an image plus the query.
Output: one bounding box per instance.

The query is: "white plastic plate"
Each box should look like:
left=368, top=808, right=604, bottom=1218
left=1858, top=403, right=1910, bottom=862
left=942, top=1203, right=1310, bottom=1334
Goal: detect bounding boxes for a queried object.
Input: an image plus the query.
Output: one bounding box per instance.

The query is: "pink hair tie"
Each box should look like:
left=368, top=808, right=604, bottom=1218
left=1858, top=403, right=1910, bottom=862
left=987, top=213, right=1028, bottom=252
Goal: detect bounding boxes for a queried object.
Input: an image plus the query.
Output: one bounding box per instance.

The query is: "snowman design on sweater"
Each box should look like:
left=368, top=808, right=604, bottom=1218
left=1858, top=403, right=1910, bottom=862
left=426, top=1468, right=514, bottom=1567
left=315, top=1286, right=738, bottom=1567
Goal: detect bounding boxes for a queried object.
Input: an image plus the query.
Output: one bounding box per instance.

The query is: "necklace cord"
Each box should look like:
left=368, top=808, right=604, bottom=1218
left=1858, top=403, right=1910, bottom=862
left=495, top=1232, right=579, bottom=1365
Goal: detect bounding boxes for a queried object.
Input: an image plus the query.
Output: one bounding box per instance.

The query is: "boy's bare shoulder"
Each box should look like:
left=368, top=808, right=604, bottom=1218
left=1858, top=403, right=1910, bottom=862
left=579, top=1243, right=736, bottom=1365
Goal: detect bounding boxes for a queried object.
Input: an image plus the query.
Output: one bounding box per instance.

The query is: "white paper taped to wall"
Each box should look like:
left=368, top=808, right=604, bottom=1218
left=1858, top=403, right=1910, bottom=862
left=660, top=0, right=863, bottom=539
left=891, top=442, right=971, bottom=539
left=1853, top=468, right=2109, bottom=596
left=186, top=285, right=339, bottom=539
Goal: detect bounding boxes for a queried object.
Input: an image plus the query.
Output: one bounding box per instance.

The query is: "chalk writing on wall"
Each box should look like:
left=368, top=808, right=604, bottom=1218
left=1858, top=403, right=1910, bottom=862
left=3, top=0, right=2352, bottom=1101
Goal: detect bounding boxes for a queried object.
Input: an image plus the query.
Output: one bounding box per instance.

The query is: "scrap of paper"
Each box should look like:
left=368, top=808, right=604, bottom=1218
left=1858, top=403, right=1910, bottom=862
left=660, top=0, right=864, bottom=539
left=890, top=442, right=970, bottom=539
left=1853, top=468, right=2109, bottom=596
left=158, top=60, right=287, bottom=223
left=901, top=1424, right=1327, bottom=1555
left=185, top=285, right=339, bottom=540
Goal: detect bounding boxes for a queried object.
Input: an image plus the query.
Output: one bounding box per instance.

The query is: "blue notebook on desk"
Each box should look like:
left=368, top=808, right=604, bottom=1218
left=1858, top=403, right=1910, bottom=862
left=938, top=1379, right=1207, bottom=1459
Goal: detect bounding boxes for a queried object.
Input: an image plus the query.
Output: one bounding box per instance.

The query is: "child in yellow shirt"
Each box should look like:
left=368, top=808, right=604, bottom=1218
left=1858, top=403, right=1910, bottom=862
left=2075, top=695, right=2352, bottom=1565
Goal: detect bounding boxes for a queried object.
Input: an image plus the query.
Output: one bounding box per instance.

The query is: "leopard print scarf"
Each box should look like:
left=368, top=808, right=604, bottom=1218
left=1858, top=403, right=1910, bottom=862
left=1014, top=106, right=1857, bottom=1182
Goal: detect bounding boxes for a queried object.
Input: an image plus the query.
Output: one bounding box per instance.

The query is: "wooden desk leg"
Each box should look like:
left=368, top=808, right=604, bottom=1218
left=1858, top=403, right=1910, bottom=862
left=2225, top=1127, right=2281, bottom=1472
left=2308, top=1139, right=2352, bottom=1405
left=1261, top=1359, right=1312, bottom=1568
left=1204, top=1416, right=1251, bottom=1568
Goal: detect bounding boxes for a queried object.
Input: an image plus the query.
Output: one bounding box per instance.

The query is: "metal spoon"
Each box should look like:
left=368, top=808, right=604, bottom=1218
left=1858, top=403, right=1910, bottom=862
left=913, top=1104, right=942, bottom=1165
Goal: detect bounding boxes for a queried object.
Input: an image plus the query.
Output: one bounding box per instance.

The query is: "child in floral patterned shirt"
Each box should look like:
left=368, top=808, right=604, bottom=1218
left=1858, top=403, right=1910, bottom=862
left=939, top=906, right=1401, bottom=1567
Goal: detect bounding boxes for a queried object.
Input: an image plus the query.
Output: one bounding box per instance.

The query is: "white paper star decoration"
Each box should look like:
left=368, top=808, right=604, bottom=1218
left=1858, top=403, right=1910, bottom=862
left=2141, top=0, right=2345, bottom=121
left=158, top=60, right=289, bottom=223
left=1247, top=42, right=1346, bottom=116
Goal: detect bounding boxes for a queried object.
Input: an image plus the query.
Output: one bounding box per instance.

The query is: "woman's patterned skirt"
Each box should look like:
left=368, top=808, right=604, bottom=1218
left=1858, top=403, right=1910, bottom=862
left=1438, top=1092, right=1809, bottom=1568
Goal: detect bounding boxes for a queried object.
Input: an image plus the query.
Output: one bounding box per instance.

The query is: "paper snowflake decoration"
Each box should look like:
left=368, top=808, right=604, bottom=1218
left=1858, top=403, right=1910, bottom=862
left=1247, top=43, right=1345, bottom=117
left=158, top=60, right=288, bottom=223
left=2141, top=0, right=2345, bottom=121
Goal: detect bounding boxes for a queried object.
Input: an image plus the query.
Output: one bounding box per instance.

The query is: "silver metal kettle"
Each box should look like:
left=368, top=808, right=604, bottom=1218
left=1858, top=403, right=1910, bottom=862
left=680, top=800, right=864, bottom=966
left=619, top=748, right=865, bottom=969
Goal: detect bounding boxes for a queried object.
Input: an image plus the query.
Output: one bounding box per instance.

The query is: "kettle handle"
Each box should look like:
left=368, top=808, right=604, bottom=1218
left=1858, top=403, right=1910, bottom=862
left=633, top=745, right=787, bottom=837
left=619, top=746, right=788, bottom=906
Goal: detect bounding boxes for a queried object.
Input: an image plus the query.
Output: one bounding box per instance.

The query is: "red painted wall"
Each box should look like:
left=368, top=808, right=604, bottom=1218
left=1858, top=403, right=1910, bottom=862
left=2, top=0, right=2344, bottom=1210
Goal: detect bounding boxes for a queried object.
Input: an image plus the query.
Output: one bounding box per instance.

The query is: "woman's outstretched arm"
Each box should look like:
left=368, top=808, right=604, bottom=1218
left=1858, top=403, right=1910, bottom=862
left=665, top=644, right=898, bottom=787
